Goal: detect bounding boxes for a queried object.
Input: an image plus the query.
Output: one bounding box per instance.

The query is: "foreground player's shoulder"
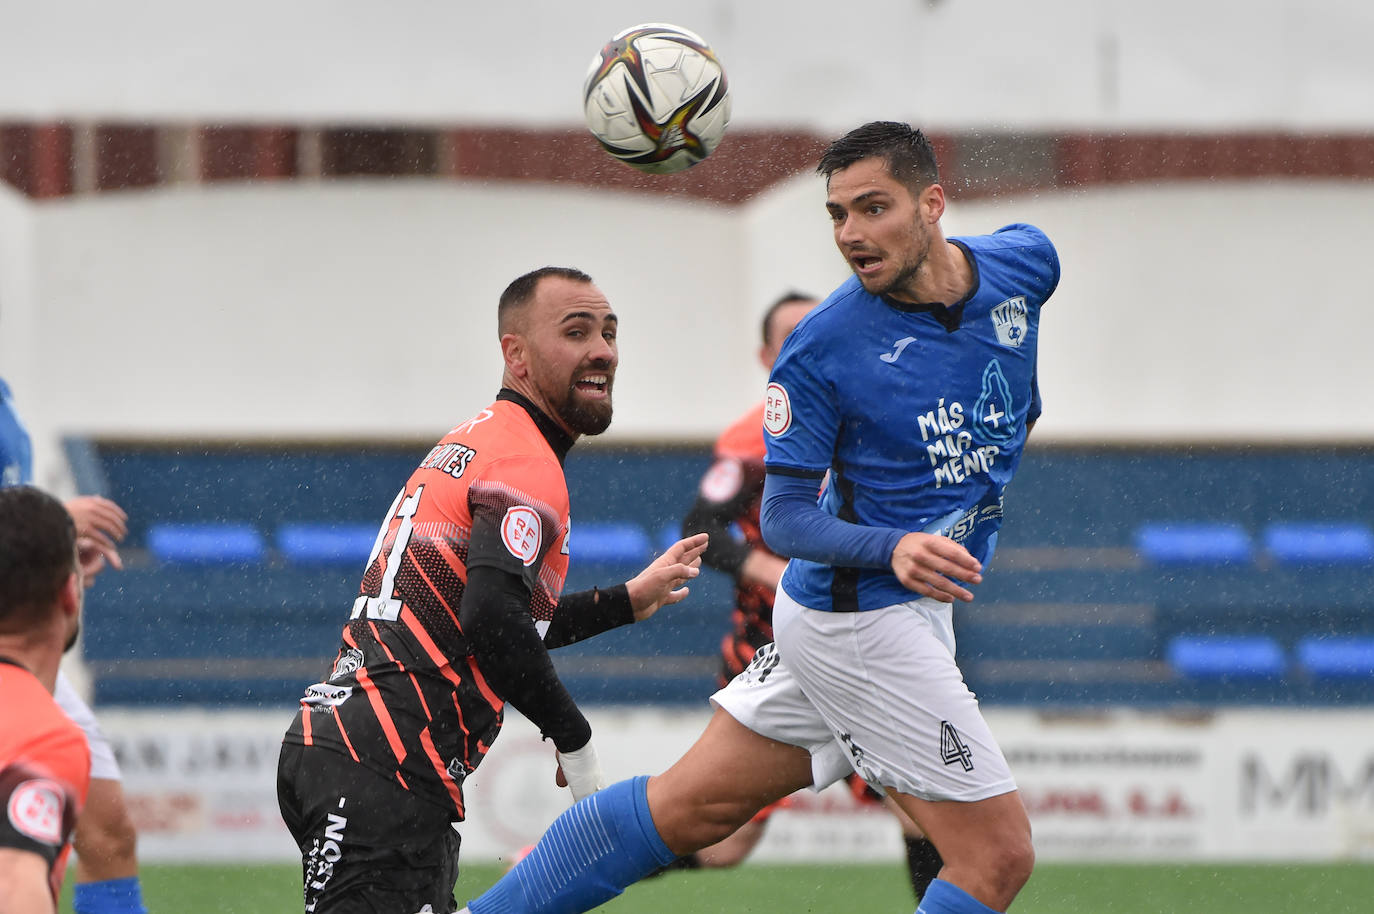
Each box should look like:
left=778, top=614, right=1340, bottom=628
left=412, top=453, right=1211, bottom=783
left=980, top=223, right=1060, bottom=298
left=472, top=420, right=569, bottom=515
left=773, top=279, right=864, bottom=372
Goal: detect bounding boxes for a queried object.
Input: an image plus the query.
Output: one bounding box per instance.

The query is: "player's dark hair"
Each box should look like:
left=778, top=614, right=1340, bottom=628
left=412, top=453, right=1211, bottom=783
left=817, top=121, right=940, bottom=194
left=498, top=266, right=595, bottom=335
left=760, top=292, right=817, bottom=346
left=0, top=486, right=76, bottom=633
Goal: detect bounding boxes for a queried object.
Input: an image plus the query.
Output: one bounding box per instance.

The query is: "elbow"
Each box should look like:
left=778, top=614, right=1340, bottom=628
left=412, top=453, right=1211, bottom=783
left=758, top=508, right=789, bottom=557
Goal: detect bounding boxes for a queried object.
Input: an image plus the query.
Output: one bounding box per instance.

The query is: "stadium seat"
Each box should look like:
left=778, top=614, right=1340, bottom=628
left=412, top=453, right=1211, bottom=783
left=569, top=522, right=652, bottom=564
left=278, top=522, right=377, bottom=565
left=1262, top=522, right=1374, bottom=565
left=657, top=523, right=685, bottom=554
left=1166, top=635, right=1285, bottom=679
left=1135, top=522, right=1254, bottom=565
left=1296, top=636, right=1374, bottom=679
left=146, top=522, right=266, bottom=564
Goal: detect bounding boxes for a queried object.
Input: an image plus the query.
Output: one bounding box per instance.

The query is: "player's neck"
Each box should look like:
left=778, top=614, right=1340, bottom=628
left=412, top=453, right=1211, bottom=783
left=500, top=377, right=581, bottom=443
left=914, top=239, right=972, bottom=306
left=0, top=640, right=60, bottom=693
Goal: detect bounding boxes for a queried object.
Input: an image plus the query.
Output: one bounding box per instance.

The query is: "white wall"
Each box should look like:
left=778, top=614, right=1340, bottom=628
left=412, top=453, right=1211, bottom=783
left=2, top=0, right=1372, bottom=130
left=6, top=176, right=1372, bottom=447
left=23, top=181, right=750, bottom=445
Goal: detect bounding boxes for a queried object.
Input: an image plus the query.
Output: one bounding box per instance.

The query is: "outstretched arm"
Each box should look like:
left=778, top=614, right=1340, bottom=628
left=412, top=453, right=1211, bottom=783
left=544, top=533, right=707, bottom=648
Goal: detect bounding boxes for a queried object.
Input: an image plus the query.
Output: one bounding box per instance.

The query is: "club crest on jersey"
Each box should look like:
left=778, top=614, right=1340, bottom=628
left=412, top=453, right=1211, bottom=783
left=446, top=757, right=469, bottom=784
left=501, top=505, right=542, bottom=566
left=330, top=647, right=364, bottom=681
left=763, top=383, right=792, bottom=437
left=7, top=778, right=65, bottom=845
left=991, top=296, right=1028, bottom=349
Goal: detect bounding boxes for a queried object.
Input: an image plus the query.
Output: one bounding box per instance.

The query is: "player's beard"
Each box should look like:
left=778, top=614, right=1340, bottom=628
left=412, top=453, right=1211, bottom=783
left=859, top=222, right=932, bottom=301
left=554, top=382, right=614, bottom=436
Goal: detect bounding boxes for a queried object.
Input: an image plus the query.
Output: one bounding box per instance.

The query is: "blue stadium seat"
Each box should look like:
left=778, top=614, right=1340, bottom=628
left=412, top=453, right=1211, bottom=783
left=278, top=522, right=377, bottom=565
left=569, top=522, right=651, bottom=563
left=657, top=523, right=685, bottom=554
left=147, top=522, right=265, bottom=564
left=1135, top=522, right=1254, bottom=565
left=1297, top=636, right=1374, bottom=679
left=1166, top=635, right=1285, bottom=679
left=1262, top=522, right=1374, bottom=565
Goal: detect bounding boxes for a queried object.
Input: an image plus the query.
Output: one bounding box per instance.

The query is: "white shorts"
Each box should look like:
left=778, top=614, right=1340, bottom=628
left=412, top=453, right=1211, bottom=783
left=712, top=586, right=1016, bottom=803
left=55, top=671, right=122, bottom=781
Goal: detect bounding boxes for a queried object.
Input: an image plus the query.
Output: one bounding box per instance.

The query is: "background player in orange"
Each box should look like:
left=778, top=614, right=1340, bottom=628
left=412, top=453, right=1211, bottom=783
left=1, top=376, right=147, bottom=914
left=677, top=292, right=943, bottom=898
left=277, top=266, right=708, bottom=914
left=0, top=486, right=91, bottom=914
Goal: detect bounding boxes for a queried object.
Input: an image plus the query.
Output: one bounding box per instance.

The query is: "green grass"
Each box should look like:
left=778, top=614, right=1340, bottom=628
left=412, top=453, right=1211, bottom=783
left=60, top=861, right=1374, bottom=913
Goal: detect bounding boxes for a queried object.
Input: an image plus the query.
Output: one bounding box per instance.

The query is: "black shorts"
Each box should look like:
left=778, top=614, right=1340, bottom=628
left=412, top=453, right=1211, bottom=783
left=277, top=742, right=460, bottom=914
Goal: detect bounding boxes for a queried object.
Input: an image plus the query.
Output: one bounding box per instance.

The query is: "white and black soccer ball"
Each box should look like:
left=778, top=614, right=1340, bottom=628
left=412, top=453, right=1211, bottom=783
left=582, top=23, right=731, bottom=175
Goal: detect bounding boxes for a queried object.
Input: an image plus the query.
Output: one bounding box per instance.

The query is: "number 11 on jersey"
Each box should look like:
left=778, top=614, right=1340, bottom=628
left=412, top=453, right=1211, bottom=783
left=351, top=485, right=425, bottom=622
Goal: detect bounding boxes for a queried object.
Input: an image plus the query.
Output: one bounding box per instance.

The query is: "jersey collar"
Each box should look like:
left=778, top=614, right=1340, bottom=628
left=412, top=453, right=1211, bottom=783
left=497, top=388, right=575, bottom=464
left=878, top=238, right=981, bottom=333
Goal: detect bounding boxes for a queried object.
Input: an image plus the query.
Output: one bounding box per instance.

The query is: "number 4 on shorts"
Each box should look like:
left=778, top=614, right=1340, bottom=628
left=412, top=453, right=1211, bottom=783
left=940, top=720, right=974, bottom=772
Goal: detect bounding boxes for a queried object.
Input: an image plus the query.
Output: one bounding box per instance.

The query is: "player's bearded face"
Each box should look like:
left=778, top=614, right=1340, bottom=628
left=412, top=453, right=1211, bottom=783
left=827, top=159, right=933, bottom=301
left=522, top=278, right=619, bottom=437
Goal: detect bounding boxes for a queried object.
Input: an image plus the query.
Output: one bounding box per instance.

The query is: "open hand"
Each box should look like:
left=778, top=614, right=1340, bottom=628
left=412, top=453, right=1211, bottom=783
left=66, top=495, right=128, bottom=576
left=625, top=532, right=708, bottom=621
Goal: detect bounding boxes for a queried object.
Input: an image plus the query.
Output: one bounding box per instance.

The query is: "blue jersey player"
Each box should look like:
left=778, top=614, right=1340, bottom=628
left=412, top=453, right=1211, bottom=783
left=462, top=121, right=1059, bottom=914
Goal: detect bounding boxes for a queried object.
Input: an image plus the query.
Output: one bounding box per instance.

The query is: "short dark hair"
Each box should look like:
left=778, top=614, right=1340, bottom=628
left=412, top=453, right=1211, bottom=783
left=0, top=486, right=76, bottom=634
left=498, top=266, right=594, bottom=335
left=817, top=121, right=940, bottom=194
left=760, top=291, right=817, bottom=346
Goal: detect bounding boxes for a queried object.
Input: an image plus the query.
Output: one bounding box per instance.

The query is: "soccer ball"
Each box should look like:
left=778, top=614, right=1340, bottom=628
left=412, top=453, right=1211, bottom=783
left=582, top=23, right=731, bottom=175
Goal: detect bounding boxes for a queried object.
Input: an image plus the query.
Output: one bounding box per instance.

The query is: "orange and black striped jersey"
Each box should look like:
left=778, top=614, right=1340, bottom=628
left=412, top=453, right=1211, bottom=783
left=284, top=392, right=581, bottom=818
left=0, top=658, right=90, bottom=904
left=683, top=402, right=779, bottom=681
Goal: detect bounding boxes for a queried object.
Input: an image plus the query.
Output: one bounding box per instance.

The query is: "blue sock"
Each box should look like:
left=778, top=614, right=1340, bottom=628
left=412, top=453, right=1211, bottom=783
left=916, top=878, right=1003, bottom=914
left=467, top=775, right=677, bottom=914
left=73, top=876, right=148, bottom=914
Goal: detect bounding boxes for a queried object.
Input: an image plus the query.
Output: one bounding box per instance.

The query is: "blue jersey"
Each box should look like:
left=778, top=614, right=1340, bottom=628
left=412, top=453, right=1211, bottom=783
left=0, top=378, right=33, bottom=487
left=765, top=223, right=1059, bottom=612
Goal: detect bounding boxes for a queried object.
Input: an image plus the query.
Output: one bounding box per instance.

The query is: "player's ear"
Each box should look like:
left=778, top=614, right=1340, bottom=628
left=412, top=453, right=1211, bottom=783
left=500, top=332, right=529, bottom=378
left=919, top=183, right=946, bottom=223
left=59, top=571, right=81, bottom=620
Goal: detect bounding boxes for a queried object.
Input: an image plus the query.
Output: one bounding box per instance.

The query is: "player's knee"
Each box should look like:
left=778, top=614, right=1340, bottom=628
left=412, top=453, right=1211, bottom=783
left=692, top=802, right=753, bottom=849
left=666, top=798, right=757, bottom=852
left=990, top=833, right=1034, bottom=897
left=75, top=807, right=139, bottom=867
left=649, top=773, right=759, bottom=852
